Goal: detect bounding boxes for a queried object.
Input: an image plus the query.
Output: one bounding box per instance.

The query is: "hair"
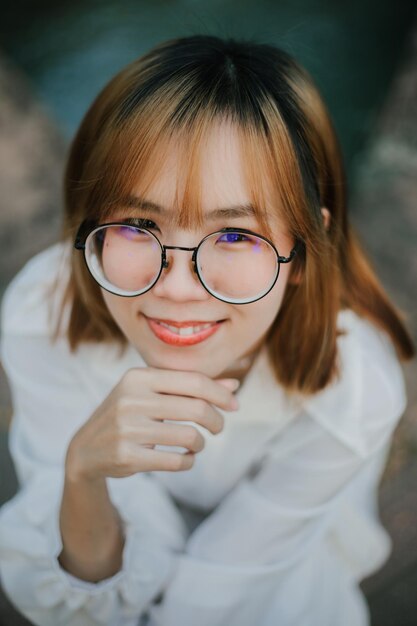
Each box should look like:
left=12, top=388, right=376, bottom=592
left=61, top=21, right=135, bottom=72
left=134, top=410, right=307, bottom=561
left=48, top=34, right=415, bottom=395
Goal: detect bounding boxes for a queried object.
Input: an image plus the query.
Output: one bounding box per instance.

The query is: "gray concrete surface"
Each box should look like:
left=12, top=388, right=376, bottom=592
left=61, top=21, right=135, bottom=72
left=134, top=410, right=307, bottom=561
left=0, top=52, right=64, bottom=626
left=0, top=53, right=65, bottom=301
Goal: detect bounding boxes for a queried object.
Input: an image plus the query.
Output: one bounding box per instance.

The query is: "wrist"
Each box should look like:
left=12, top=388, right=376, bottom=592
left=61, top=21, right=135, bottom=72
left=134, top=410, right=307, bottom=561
left=64, top=442, right=102, bottom=485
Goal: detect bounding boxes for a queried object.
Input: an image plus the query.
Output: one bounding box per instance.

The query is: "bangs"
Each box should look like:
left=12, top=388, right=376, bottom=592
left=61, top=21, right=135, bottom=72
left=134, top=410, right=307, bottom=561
left=81, top=109, right=301, bottom=243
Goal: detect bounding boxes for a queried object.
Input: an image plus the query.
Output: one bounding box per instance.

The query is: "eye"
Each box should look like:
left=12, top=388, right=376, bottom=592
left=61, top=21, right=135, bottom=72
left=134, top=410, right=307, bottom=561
left=116, top=218, right=161, bottom=233
left=216, top=232, right=252, bottom=244
left=108, top=220, right=161, bottom=241
left=131, top=218, right=160, bottom=230
left=117, top=225, right=149, bottom=239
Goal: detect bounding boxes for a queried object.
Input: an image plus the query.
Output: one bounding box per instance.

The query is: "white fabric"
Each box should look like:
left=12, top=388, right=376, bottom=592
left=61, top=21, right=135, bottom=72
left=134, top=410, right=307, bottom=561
left=0, top=241, right=408, bottom=626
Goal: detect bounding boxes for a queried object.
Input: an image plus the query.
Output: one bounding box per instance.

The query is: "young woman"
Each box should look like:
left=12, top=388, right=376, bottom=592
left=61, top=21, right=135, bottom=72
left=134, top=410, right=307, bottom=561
left=0, top=35, right=414, bottom=626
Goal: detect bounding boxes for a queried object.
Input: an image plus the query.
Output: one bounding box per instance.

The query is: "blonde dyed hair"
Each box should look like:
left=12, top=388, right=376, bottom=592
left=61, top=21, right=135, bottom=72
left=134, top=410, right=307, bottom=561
left=50, top=35, right=415, bottom=395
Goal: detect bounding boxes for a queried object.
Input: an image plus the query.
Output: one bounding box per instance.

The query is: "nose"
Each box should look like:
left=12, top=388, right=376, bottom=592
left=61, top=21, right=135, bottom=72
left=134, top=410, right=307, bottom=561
left=151, top=247, right=210, bottom=302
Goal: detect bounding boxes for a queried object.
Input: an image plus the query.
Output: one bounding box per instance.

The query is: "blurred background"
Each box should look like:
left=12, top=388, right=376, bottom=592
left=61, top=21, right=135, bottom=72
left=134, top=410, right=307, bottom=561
left=0, top=1, right=416, bottom=624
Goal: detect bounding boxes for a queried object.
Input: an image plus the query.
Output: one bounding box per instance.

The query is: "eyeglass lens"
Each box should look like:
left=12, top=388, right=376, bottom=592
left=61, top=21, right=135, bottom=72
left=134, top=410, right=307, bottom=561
left=85, top=225, right=279, bottom=302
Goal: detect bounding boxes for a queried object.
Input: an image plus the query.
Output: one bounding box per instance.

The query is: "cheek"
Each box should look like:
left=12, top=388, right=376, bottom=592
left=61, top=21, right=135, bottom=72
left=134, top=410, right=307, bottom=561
left=101, top=232, right=161, bottom=291
left=244, top=265, right=290, bottom=327
left=101, top=289, right=132, bottom=327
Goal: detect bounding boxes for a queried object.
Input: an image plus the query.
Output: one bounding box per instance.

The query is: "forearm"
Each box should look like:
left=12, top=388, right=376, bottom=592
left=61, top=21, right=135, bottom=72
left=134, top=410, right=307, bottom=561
left=58, top=464, right=126, bottom=583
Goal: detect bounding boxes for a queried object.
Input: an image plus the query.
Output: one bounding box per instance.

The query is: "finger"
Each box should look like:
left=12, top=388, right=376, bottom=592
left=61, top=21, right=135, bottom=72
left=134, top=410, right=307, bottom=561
left=139, top=421, right=205, bottom=453
left=121, top=394, right=225, bottom=435
left=137, top=447, right=196, bottom=472
left=217, top=379, right=241, bottom=391
left=132, top=368, right=239, bottom=411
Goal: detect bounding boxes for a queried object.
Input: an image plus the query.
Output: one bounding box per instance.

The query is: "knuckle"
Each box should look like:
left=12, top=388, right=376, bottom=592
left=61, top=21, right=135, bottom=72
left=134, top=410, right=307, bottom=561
left=122, top=367, right=149, bottom=387
left=121, top=368, right=137, bottom=386
left=193, top=373, right=206, bottom=395
left=195, top=398, right=209, bottom=420
left=194, top=399, right=222, bottom=433
left=180, top=453, right=195, bottom=470
left=180, top=453, right=196, bottom=471
left=183, top=426, right=203, bottom=451
left=114, top=395, right=131, bottom=416
left=114, top=416, right=132, bottom=438
left=214, top=412, right=225, bottom=433
left=186, top=453, right=195, bottom=468
left=114, top=441, right=130, bottom=468
left=168, top=454, right=186, bottom=472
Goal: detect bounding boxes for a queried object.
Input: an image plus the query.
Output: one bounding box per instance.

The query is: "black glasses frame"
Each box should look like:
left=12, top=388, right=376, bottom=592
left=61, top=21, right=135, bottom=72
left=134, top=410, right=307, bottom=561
left=74, top=218, right=302, bottom=304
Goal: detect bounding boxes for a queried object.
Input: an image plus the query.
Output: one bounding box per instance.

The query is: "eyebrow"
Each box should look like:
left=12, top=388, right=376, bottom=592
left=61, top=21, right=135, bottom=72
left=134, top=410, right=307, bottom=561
left=119, top=195, right=260, bottom=221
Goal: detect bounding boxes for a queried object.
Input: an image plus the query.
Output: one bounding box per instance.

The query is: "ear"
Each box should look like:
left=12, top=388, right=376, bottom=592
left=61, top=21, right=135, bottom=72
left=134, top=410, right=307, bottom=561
left=321, top=207, right=331, bottom=231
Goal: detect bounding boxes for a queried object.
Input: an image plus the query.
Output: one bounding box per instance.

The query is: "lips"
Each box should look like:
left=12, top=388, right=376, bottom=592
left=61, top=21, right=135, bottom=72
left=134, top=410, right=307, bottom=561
left=144, top=315, right=225, bottom=346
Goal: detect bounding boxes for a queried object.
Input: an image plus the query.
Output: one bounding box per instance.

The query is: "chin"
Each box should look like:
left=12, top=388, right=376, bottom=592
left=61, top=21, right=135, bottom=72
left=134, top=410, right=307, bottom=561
left=132, top=340, right=222, bottom=375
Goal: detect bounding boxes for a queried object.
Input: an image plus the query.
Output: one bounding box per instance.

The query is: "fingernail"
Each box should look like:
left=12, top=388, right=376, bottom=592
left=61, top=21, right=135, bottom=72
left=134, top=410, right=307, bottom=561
left=226, top=379, right=241, bottom=391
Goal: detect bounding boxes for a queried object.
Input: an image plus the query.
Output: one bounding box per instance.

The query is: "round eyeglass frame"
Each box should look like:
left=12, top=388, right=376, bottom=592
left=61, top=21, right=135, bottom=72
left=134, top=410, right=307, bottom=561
left=74, top=218, right=303, bottom=305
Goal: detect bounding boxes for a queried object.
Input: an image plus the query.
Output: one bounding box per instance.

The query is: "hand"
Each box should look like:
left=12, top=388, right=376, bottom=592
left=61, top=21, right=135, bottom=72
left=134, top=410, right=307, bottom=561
left=65, top=368, right=240, bottom=482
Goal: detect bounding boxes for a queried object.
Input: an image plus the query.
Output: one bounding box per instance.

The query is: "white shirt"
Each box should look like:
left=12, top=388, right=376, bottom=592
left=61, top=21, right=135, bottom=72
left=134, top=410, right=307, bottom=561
left=0, top=241, right=408, bottom=626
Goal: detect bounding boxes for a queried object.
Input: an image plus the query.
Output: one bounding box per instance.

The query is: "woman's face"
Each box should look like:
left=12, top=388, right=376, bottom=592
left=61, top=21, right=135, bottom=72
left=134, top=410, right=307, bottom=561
left=100, top=122, right=296, bottom=381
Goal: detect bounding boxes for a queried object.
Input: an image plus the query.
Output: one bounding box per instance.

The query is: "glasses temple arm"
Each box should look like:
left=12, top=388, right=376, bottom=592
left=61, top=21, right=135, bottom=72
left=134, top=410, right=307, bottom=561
left=74, top=220, right=96, bottom=250
left=278, top=240, right=304, bottom=264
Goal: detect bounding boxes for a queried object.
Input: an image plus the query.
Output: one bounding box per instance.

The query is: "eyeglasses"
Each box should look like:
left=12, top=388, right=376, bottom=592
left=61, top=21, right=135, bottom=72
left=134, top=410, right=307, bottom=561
left=74, top=218, right=302, bottom=305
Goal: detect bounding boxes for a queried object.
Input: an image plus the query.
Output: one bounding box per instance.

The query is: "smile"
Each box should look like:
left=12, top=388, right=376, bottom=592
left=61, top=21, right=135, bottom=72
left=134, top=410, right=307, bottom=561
left=145, top=316, right=225, bottom=346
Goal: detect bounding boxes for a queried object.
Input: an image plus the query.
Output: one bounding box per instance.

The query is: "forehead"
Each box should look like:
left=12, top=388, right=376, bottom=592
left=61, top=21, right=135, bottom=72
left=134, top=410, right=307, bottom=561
left=137, top=122, right=254, bottom=209
left=102, top=119, right=289, bottom=239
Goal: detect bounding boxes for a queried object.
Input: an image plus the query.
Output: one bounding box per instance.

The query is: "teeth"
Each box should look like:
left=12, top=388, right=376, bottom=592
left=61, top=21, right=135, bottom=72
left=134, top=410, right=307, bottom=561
left=180, top=327, right=194, bottom=336
left=158, top=322, right=215, bottom=335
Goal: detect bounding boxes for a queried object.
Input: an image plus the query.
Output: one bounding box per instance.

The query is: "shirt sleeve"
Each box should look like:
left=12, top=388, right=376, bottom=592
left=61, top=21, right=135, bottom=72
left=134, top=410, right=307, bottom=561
left=0, top=327, right=188, bottom=626
left=146, top=329, right=408, bottom=626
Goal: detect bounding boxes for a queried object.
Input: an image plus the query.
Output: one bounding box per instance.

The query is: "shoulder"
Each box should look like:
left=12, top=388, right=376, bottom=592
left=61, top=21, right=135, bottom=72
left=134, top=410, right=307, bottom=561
left=336, top=309, right=405, bottom=397
left=0, top=241, right=72, bottom=337
left=302, top=308, right=407, bottom=458
left=0, top=240, right=146, bottom=379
